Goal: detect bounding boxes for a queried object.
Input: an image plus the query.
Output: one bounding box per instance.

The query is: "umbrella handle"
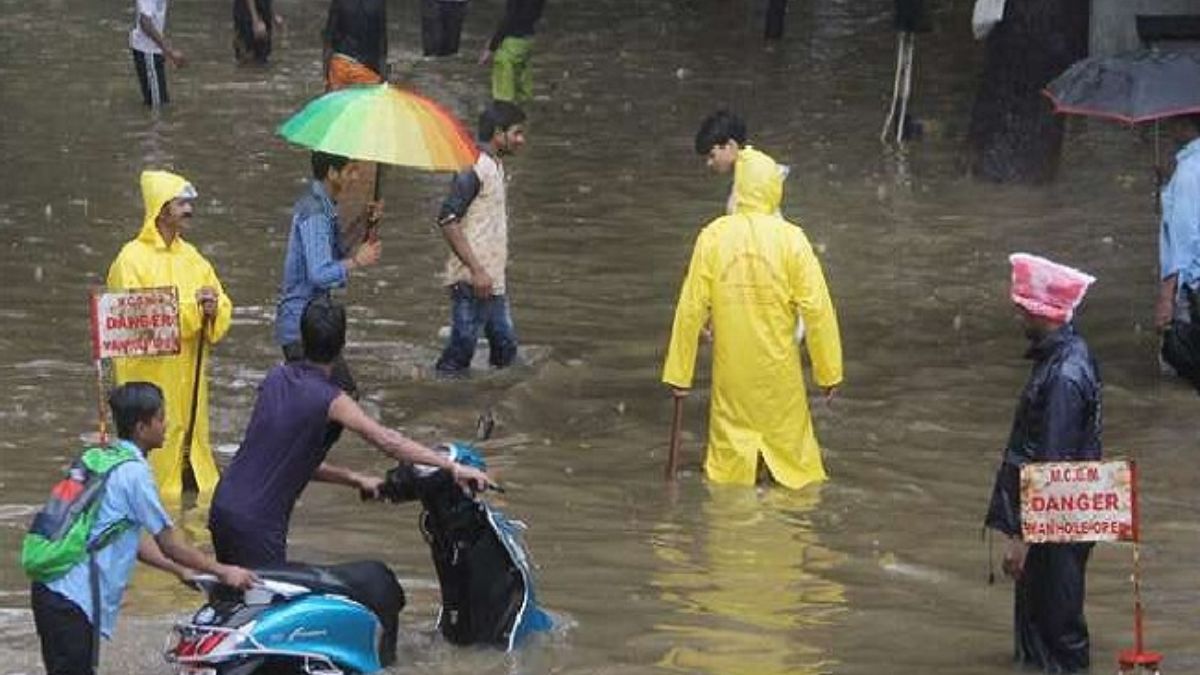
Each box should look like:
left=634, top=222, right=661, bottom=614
left=365, top=164, right=385, bottom=242
left=373, top=163, right=385, bottom=202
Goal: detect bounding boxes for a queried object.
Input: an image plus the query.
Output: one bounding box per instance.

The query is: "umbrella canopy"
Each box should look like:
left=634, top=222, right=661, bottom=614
left=1043, top=48, right=1200, bottom=124
left=278, top=84, right=478, bottom=171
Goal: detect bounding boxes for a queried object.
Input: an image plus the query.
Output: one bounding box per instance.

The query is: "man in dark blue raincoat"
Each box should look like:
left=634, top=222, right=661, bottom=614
left=985, top=253, right=1101, bottom=673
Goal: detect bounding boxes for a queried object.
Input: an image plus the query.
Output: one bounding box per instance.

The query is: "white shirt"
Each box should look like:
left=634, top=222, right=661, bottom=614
left=130, top=0, right=168, bottom=54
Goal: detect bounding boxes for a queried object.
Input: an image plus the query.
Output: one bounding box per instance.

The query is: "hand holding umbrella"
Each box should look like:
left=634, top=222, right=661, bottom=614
left=279, top=83, right=478, bottom=243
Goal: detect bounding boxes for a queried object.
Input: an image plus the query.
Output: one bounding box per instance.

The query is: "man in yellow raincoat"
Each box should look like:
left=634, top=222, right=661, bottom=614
left=107, top=170, right=233, bottom=498
left=662, top=143, right=843, bottom=489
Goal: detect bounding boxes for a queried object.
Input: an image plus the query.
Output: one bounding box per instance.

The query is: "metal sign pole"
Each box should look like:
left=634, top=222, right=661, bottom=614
left=1118, top=460, right=1163, bottom=673
left=89, top=290, right=108, bottom=446
left=94, top=359, right=107, bottom=446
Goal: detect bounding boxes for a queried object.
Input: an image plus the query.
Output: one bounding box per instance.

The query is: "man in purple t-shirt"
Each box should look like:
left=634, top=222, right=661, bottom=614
left=209, top=297, right=490, bottom=567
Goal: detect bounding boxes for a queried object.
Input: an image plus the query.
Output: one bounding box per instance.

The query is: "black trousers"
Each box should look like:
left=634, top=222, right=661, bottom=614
left=131, top=49, right=168, bottom=106
left=281, top=343, right=358, bottom=451
left=232, top=0, right=274, bottom=63
left=31, top=583, right=95, bottom=675
left=1014, top=543, right=1092, bottom=673
left=421, top=0, right=468, bottom=56
left=765, top=0, right=788, bottom=40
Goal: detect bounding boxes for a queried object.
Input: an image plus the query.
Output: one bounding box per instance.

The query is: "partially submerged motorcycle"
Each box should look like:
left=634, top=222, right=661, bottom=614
left=165, top=443, right=550, bottom=674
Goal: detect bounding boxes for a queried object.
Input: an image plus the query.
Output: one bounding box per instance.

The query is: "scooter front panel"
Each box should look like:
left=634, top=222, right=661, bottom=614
left=251, top=595, right=383, bottom=673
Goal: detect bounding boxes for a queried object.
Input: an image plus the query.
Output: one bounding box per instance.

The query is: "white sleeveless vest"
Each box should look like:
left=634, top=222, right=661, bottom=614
left=444, top=151, right=508, bottom=295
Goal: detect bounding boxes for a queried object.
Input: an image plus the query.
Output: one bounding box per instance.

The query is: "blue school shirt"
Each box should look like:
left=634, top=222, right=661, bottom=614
left=45, top=439, right=173, bottom=638
left=1161, top=137, right=1200, bottom=297
left=274, top=180, right=347, bottom=347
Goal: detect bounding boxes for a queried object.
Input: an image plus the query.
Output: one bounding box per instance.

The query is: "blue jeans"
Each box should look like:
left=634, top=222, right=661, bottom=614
left=436, top=283, right=518, bottom=373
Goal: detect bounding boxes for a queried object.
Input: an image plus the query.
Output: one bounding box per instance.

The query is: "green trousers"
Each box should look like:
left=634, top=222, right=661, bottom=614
left=492, top=36, right=533, bottom=103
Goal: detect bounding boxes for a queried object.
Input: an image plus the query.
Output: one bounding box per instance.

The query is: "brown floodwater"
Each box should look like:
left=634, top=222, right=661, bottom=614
left=1, top=1, right=1197, bottom=673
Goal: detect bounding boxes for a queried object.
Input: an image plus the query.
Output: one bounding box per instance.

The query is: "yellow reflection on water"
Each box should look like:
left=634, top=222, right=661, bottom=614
left=651, top=484, right=846, bottom=675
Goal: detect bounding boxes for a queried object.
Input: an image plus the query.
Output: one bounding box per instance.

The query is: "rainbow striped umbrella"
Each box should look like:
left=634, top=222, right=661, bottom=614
left=278, top=84, right=477, bottom=171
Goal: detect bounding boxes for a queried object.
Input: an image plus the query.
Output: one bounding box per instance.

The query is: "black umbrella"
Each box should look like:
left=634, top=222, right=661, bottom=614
left=1044, top=48, right=1200, bottom=124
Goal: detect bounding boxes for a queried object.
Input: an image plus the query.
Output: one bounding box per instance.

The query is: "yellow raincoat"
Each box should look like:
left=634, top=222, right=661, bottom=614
left=727, top=146, right=784, bottom=215
left=662, top=152, right=842, bottom=489
left=107, top=171, right=233, bottom=498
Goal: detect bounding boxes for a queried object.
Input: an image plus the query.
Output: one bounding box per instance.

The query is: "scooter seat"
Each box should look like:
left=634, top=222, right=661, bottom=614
left=255, top=563, right=356, bottom=599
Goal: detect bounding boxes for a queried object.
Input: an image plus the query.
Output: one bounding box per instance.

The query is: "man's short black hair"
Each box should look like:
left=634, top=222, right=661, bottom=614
left=694, top=110, right=748, bottom=155
left=301, top=296, right=347, bottom=364
left=1184, top=113, right=1200, bottom=133
left=478, top=101, right=527, bottom=141
left=109, top=382, right=164, bottom=440
left=312, top=151, right=352, bottom=180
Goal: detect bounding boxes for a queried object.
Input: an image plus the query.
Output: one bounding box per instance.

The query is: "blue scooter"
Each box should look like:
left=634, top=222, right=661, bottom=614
left=165, top=443, right=549, bottom=675
left=167, top=560, right=401, bottom=675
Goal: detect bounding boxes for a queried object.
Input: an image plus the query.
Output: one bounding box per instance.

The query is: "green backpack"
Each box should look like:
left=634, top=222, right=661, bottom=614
left=21, top=445, right=140, bottom=582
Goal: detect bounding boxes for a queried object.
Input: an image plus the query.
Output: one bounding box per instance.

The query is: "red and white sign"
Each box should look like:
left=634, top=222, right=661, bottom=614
left=1020, top=460, right=1134, bottom=543
left=90, top=287, right=181, bottom=359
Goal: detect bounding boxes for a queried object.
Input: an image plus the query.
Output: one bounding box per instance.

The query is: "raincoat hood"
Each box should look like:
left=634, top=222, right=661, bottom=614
left=139, top=170, right=198, bottom=245
left=731, top=147, right=784, bottom=215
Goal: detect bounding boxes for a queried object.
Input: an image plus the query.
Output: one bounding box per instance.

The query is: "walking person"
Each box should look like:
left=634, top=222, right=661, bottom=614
left=323, top=0, right=388, bottom=90
left=130, top=0, right=185, bottom=107
left=422, top=0, right=470, bottom=57
left=479, top=0, right=546, bottom=103
left=985, top=253, right=1101, bottom=673
left=434, top=102, right=527, bottom=375
left=662, top=138, right=843, bottom=489
left=106, top=171, right=232, bottom=499
left=274, top=152, right=382, bottom=452
left=1157, top=114, right=1200, bottom=392
left=28, top=383, right=255, bottom=675
left=233, top=0, right=283, bottom=65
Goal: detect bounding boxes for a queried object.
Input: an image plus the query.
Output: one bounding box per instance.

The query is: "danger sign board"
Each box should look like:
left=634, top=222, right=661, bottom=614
left=1020, top=461, right=1133, bottom=543
left=90, top=287, right=181, bottom=359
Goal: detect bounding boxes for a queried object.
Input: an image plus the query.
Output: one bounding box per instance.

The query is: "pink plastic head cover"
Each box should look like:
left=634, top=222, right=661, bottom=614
left=1009, top=253, right=1097, bottom=323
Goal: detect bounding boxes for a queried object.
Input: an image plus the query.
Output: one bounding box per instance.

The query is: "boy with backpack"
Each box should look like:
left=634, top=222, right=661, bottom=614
left=23, top=382, right=255, bottom=675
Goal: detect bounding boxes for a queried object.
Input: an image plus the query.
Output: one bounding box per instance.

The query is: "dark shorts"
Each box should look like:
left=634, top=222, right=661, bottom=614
left=209, top=506, right=287, bottom=568
left=31, top=583, right=95, bottom=675
left=131, top=49, right=168, bottom=107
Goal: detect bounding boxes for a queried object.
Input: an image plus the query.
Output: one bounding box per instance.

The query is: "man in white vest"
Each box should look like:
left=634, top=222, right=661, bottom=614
left=435, top=102, right=527, bottom=375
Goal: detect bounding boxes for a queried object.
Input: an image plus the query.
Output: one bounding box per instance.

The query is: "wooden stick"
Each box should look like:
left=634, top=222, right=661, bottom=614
left=180, top=319, right=208, bottom=491
left=665, top=394, right=684, bottom=481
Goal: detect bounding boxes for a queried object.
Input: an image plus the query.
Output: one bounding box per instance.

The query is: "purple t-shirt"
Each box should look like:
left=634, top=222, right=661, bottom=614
left=212, top=362, right=342, bottom=532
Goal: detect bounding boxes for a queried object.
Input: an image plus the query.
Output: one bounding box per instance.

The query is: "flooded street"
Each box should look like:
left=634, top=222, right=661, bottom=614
left=1, top=0, right=1198, bottom=673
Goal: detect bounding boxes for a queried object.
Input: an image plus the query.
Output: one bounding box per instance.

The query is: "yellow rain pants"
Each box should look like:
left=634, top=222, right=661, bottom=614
left=107, top=170, right=232, bottom=499
left=662, top=151, right=842, bottom=489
